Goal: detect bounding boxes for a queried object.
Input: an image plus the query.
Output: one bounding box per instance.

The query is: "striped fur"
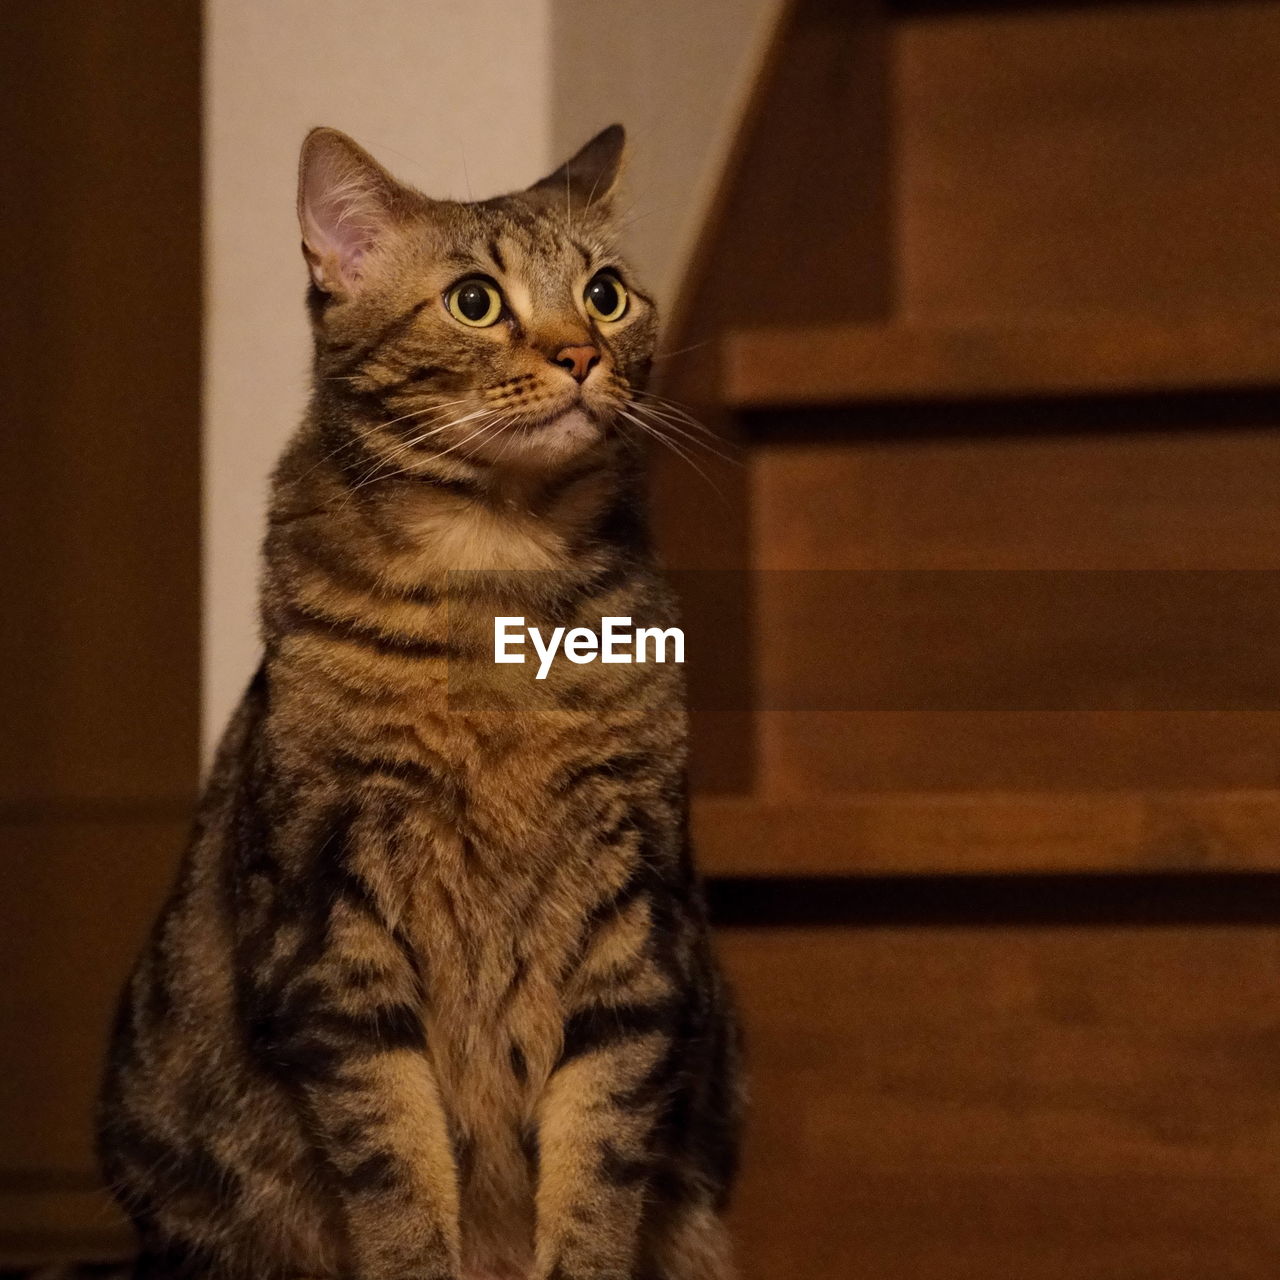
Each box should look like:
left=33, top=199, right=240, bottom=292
left=97, top=126, right=742, bottom=1280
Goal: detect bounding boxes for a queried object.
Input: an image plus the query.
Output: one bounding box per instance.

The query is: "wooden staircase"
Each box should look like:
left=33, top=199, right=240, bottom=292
left=656, top=0, right=1280, bottom=1275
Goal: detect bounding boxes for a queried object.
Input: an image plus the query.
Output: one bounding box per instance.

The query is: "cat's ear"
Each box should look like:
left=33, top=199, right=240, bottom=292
left=527, top=123, right=626, bottom=213
left=297, top=127, right=409, bottom=295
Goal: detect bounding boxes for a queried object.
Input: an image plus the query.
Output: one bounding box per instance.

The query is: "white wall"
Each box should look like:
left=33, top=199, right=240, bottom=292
left=203, top=0, right=555, bottom=754
left=550, top=1, right=781, bottom=321
left=202, top=0, right=782, bottom=756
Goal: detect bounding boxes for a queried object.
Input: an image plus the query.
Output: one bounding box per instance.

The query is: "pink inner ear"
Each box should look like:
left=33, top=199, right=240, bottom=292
left=300, top=148, right=385, bottom=290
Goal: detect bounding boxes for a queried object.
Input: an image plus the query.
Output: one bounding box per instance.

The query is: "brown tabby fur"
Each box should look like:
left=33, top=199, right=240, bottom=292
left=96, top=126, right=741, bottom=1280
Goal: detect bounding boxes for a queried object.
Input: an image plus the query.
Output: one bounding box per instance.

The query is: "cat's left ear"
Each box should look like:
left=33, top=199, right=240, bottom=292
left=527, top=123, right=626, bottom=213
left=297, top=127, right=412, bottom=295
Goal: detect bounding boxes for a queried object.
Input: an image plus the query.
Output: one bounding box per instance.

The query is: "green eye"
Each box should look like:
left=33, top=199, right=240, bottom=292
left=446, top=278, right=503, bottom=327
left=584, top=271, right=628, bottom=323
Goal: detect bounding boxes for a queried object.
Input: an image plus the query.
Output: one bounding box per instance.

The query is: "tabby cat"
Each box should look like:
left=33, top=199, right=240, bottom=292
left=96, top=125, right=742, bottom=1280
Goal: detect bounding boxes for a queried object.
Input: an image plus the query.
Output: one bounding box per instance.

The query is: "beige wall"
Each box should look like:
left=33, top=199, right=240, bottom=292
left=202, top=0, right=782, bottom=753
left=203, top=0, right=554, bottom=753
left=550, top=1, right=781, bottom=319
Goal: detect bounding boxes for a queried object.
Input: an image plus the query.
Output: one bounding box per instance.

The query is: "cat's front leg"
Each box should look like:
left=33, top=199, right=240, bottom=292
left=303, top=1046, right=461, bottom=1280
left=532, top=991, right=680, bottom=1280
left=244, top=894, right=461, bottom=1279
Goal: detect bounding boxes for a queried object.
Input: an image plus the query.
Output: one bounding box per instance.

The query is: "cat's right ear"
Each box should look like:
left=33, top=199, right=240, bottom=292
left=527, top=124, right=627, bottom=213
left=297, top=127, right=406, bottom=296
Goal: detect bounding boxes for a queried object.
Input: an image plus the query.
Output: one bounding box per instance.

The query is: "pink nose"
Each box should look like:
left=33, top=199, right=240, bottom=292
left=551, top=345, right=601, bottom=383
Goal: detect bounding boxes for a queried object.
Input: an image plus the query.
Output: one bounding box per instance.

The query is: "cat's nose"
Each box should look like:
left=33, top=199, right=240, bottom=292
left=551, top=345, right=601, bottom=384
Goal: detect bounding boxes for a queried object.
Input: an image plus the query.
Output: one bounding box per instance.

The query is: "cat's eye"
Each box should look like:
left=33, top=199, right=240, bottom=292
left=583, top=271, right=628, bottom=323
left=445, top=278, right=503, bottom=328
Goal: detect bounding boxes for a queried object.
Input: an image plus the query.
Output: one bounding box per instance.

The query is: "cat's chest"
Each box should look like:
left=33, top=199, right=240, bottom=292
left=402, top=825, right=589, bottom=1106
left=360, top=692, right=675, bottom=1002
left=398, top=787, right=607, bottom=993
left=392, top=721, right=635, bottom=1014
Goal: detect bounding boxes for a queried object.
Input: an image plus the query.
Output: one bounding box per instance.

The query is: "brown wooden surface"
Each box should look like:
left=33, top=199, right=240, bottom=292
left=695, top=790, right=1280, bottom=878
left=654, top=0, right=893, bottom=792
left=724, top=316, right=1280, bottom=406
left=0, top=1, right=200, bottom=1261
left=720, top=919, right=1280, bottom=1279
left=751, top=425, right=1280, bottom=574
left=0, top=817, right=188, bottom=1261
left=656, top=0, right=1280, bottom=1274
left=745, top=425, right=1280, bottom=806
left=757, top=709, right=1280, bottom=800
left=895, top=1, right=1280, bottom=323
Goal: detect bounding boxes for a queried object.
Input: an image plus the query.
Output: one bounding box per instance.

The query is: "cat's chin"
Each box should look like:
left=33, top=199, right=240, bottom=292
left=496, top=407, right=602, bottom=469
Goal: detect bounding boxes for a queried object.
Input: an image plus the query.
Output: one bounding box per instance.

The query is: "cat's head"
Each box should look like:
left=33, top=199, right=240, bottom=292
left=298, top=125, right=656, bottom=476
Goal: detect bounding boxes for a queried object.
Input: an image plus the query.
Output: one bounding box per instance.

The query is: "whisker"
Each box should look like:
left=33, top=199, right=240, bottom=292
left=374, top=396, right=479, bottom=434
left=380, top=405, right=492, bottom=455
left=342, top=407, right=494, bottom=495
left=624, top=402, right=741, bottom=468
left=614, top=407, right=727, bottom=502
left=630, top=400, right=741, bottom=456
left=327, top=410, right=490, bottom=512
left=621, top=413, right=715, bottom=490
left=630, top=397, right=724, bottom=439
left=283, top=395, right=483, bottom=492
left=650, top=339, right=713, bottom=363
left=428, top=413, right=511, bottom=465
left=630, top=388, right=723, bottom=431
